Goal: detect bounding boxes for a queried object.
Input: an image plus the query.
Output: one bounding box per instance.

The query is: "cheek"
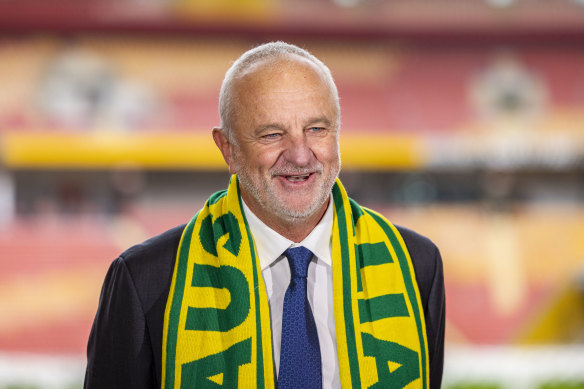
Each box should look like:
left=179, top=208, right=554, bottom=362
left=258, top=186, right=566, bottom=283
left=314, top=140, right=340, bottom=164
left=255, top=148, right=283, bottom=170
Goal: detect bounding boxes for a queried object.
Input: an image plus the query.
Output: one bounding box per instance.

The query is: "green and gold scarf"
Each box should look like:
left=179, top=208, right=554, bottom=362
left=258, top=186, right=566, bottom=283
left=162, top=175, right=429, bottom=388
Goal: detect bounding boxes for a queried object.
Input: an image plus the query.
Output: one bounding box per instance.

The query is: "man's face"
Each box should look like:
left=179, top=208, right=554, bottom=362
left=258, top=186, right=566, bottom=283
left=219, top=56, right=340, bottom=227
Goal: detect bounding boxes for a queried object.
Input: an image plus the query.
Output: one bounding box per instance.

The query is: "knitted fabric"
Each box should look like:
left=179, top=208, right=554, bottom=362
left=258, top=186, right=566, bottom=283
left=161, top=175, right=430, bottom=388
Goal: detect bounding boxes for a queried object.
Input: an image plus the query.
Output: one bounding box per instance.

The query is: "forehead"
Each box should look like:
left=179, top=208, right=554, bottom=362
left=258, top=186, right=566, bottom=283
left=231, top=55, right=337, bottom=123
left=238, top=54, right=327, bottom=86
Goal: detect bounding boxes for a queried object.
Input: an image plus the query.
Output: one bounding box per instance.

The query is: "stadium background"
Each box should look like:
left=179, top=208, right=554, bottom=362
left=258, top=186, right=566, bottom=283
left=0, top=0, right=583, bottom=387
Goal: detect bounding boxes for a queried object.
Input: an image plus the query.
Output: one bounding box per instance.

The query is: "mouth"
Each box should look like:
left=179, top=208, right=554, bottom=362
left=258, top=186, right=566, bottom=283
left=284, top=173, right=312, bottom=182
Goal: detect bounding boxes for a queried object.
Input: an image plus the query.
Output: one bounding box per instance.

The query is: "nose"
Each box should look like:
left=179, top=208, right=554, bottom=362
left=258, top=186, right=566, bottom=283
left=284, top=133, right=313, bottom=167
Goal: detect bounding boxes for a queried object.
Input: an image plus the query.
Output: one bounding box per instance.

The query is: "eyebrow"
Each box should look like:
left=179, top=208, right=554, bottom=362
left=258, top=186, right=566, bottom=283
left=305, top=116, right=333, bottom=128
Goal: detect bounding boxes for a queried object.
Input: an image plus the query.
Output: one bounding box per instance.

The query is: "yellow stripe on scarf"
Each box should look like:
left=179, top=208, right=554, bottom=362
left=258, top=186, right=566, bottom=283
left=162, top=175, right=429, bottom=388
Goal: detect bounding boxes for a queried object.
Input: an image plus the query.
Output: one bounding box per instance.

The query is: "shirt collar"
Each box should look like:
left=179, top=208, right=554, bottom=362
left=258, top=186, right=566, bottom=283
left=242, top=197, right=334, bottom=270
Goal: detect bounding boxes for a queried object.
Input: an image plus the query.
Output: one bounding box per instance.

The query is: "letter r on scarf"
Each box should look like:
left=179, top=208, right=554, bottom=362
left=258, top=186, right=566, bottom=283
left=356, top=242, right=410, bottom=323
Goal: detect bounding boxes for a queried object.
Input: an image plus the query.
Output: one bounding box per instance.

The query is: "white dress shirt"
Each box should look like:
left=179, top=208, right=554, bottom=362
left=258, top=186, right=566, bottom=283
left=242, top=198, right=340, bottom=388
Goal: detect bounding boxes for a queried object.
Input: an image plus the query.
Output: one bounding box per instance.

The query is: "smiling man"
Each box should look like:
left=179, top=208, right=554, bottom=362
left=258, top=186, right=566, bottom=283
left=213, top=52, right=341, bottom=242
left=85, top=42, right=445, bottom=389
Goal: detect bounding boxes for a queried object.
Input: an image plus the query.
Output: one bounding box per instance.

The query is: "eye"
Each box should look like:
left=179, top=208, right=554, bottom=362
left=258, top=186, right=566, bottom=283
left=259, top=132, right=283, bottom=143
left=308, top=127, right=327, bottom=135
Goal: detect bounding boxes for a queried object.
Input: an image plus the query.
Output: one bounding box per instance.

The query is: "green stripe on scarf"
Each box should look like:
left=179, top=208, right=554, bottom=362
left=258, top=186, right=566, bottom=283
left=332, top=184, right=362, bottom=388
left=236, top=184, right=265, bottom=388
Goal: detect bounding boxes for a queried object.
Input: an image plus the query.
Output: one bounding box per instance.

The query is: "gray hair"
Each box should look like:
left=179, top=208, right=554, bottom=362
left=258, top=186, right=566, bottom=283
left=218, top=41, right=340, bottom=140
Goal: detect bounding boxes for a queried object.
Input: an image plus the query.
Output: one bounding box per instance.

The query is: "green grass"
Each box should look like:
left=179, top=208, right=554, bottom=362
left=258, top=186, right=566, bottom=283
left=539, top=382, right=584, bottom=389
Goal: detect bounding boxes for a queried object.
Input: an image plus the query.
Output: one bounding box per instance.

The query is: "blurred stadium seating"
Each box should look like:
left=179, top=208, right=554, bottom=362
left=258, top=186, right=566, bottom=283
left=0, top=1, right=584, bottom=388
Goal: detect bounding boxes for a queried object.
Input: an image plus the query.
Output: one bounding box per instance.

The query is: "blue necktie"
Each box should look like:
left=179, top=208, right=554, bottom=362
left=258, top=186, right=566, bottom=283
left=278, top=246, right=322, bottom=389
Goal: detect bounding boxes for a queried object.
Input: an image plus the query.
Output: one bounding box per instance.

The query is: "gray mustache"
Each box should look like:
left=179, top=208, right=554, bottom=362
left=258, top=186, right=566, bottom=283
left=270, top=165, right=323, bottom=176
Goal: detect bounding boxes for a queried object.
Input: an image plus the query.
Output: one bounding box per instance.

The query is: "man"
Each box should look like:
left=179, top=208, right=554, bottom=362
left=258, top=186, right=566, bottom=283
left=85, top=41, right=445, bottom=389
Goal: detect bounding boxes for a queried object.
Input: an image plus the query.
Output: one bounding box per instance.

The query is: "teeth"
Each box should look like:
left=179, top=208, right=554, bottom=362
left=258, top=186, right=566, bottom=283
left=287, top=174, right=310, bottom=182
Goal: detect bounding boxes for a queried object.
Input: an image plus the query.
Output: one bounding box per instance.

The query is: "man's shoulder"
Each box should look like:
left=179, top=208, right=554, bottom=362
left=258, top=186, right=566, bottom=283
left=394, top=224, right=443, bottom=302
left=394, top=225, right=439, bottom=256
left=119, top=223, right=187, bottom=266
left=107, top=224, right=187, bottom=314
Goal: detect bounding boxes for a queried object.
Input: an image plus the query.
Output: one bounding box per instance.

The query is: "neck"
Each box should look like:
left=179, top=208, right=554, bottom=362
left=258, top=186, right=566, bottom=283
left=243, top=196, right=330, bottom=243
left=269, top=205, right=328, bottom=243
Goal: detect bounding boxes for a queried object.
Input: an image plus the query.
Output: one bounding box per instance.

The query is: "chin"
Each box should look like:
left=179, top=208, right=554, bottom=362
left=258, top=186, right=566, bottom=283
left=275, top=198, right=325, bottom=221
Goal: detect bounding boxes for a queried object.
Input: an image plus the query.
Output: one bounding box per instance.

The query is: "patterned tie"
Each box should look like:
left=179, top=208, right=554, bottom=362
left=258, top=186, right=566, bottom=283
left=278, top=246, right=322, bottom=389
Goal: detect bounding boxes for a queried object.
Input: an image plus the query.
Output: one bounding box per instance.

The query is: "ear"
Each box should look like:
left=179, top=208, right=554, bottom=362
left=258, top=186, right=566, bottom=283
left=212, top=127, right=237, bottom=174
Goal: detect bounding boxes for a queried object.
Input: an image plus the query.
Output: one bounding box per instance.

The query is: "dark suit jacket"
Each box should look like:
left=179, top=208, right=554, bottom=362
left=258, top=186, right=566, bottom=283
left=84, top=223, right=445, bottom=389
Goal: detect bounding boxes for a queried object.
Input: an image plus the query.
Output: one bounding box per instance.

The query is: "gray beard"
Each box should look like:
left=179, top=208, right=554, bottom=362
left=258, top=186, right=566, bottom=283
left=236, top=166, right=338, bottom=223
